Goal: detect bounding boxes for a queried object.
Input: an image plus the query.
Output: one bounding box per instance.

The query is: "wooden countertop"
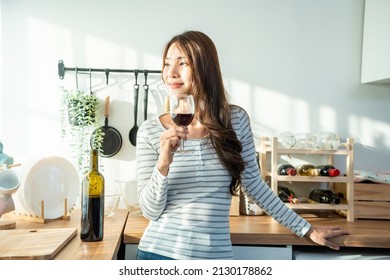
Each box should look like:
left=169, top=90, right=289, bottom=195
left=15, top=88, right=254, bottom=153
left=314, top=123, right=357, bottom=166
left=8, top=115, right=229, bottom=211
left=4, top=209, right=128, bottom=259
left=124, top=213, right=390, bottom=249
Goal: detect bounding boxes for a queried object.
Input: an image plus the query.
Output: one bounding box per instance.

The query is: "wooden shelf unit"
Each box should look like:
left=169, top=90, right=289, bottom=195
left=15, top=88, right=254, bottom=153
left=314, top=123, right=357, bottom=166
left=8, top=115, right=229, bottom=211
left=259, top=137, right=355, bottom=221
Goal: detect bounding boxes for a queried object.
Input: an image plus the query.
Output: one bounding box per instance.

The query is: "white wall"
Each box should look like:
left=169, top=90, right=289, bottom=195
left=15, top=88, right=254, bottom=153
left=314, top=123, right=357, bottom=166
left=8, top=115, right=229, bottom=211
left=1, top=0, right=390, bottom=194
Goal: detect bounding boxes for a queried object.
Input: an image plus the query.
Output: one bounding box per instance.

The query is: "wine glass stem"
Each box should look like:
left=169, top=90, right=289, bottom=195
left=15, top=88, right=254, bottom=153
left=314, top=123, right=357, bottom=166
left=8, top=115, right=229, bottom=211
left=180, top=138, right=185, bottom=150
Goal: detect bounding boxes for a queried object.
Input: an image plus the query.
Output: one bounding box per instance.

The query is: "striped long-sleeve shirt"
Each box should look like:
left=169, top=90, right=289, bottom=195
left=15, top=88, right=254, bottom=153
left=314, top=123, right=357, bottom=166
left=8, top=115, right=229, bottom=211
left=136, top=105, right=311, bottom=259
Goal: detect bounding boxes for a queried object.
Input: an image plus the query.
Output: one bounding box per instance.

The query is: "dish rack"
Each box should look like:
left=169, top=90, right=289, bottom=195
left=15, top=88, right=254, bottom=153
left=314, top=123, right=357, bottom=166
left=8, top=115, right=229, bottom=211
left=4, top=198, right=72, bottom=223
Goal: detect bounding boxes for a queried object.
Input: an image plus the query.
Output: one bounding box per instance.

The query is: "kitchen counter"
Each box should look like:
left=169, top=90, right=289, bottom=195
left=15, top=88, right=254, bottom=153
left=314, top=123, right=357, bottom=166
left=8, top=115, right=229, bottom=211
left=8, top=210, right=388, bottom=260
left=3, top=209, right=128, bottom=260
left=124, top=213, right=390, bottom=249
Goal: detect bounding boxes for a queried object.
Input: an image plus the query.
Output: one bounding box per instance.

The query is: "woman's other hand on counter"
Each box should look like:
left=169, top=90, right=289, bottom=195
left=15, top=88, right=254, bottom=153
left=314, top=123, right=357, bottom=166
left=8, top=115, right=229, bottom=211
left=305, top=226, right=350, bottom=250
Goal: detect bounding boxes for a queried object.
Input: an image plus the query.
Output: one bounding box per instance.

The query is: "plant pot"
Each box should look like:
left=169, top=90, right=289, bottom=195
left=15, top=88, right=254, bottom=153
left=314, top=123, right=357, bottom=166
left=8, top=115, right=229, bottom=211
left=60, top=88, right=102, bottom=174
left=67, top=97, right=97, bottom=126
left=64, top=90, right=98, bottom=127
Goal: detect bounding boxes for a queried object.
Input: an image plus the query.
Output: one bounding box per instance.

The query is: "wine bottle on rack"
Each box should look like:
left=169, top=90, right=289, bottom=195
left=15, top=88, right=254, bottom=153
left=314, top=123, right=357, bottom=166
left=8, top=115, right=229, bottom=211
left=297, top=164, right=319, bottom=176
left=317, top=164, right=340, bottom=177
left=81, top=149, right=105, bottom=242
left=278, top=187, right=300, bottom=204
left=309, top=189, right=341, bottom=204
left=277, top=164, right=297, bottom=176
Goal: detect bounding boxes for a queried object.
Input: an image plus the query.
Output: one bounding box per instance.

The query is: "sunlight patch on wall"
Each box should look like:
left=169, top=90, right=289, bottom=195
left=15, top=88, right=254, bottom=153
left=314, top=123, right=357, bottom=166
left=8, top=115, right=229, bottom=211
left=85, top=35, right=137, bottom=69
left=229, top=79, right=252, bottom=110
left=26, top=17, right=73, bottom=154
left=85, top=35, right=122, bottom=67
left=229, top=80, right=313, bottom=137
left=349, top=114, right=390, bottom=149
left=291, top=98, right=310, bottom=133
left=252, top=86, right=294, bottom=134
left=318, top=105, right=338, bottom=132
left=123, top=46, right=138, bottom=69
left=142, top=53, right=162, bottom=71
left=27, top=17, right=73, bottom=114
left=26, top=114, right=65, bottom=155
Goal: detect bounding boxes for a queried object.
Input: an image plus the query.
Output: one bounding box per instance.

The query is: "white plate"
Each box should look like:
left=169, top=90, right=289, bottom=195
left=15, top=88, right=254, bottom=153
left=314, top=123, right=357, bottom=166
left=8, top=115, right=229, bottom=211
left=17, top=156, right=79, bottom=219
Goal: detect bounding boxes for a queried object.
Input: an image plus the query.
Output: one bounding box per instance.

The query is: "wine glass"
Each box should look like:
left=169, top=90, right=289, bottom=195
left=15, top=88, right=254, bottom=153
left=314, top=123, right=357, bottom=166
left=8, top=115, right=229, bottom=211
left=169, top=92, right=195, bottom=152
left=278, top=131, right=296, bottom=148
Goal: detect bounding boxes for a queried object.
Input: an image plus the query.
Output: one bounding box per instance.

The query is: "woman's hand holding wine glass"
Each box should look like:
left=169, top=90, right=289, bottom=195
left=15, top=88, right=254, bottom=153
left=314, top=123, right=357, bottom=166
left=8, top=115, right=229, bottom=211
left=169, top=92, right=195, bottom=152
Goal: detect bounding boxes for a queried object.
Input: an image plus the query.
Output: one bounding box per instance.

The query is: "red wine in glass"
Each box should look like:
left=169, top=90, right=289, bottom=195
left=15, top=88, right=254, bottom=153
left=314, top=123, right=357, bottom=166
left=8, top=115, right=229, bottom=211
left=169, top=92, right=195, bottom=152
left=172, top=113, right=194, bottom=127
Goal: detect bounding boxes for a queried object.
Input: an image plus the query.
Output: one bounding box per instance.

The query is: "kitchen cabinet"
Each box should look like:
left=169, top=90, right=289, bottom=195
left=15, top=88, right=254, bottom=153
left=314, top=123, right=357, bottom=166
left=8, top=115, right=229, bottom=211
left=123, top=214, right=390, bottom=260
left=258, top=137, right=355, bottom=221
left=293, top=246, right=390, bottom=260
left=232, top=245, right=292, bottom=260
left=125, top=244, right=292, bottom=260
left=335, top=182, right=390, bottom=220
left=361, top=0, right=390, bottom=83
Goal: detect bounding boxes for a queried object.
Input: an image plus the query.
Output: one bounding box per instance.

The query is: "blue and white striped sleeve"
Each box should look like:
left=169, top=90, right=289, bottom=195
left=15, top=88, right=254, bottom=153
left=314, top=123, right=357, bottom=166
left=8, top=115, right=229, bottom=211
left=136, top=119, right=169, bottom=221
left=233, top=106, right=312, bottom=237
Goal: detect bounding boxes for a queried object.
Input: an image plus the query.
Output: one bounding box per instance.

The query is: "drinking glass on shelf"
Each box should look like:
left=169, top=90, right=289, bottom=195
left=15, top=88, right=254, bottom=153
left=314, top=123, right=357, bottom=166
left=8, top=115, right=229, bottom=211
left=295, top=133, right=317, bottom=149
left=278, top=131, right=296, bottom=148
left=169, top=92, right=195, bottom=152
left=317, top=132, right=340, bottom=150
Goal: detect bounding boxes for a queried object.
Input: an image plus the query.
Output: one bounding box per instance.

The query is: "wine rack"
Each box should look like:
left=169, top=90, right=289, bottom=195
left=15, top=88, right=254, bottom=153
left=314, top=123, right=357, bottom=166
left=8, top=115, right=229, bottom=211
left=258, top=137, right=354, bottom=221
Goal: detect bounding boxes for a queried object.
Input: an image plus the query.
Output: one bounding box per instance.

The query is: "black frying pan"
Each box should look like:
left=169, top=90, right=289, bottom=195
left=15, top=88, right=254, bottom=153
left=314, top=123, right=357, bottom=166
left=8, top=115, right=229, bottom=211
left=91, top=96, right=122, bottom=157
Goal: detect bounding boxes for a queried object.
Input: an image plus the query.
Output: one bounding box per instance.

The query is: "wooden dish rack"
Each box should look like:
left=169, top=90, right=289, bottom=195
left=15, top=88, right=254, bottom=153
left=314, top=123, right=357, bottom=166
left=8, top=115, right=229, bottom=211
left=4, top=198, right=72, bottom=224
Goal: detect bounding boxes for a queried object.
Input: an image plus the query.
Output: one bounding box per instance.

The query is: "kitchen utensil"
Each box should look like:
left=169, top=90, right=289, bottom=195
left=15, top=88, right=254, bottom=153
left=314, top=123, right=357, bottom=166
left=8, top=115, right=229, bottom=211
left=143, top=70, right=149, bottom=121
left=0, top=141, right=14, bottom=165
left=239, top=191, right=264, bottom=216
left=0, top=164, right=20, bottom=197
left=129, top=71, right=139, bottom=146
left=91, top=96, right=122, bottom=157
left=0, top=227, right=77, bottom=259
left=105, top=68, right=110, bottom=85
left=17, top=156, right=79, bottom=219
left=0, top=164, right=21, bottom=218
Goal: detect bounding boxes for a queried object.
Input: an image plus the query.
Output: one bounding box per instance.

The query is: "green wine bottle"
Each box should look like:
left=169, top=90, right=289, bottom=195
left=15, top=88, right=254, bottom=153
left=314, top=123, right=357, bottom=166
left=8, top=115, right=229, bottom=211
left=81, top=149, right=105, bottom=242
left=297, top=164, right=319, bottom=176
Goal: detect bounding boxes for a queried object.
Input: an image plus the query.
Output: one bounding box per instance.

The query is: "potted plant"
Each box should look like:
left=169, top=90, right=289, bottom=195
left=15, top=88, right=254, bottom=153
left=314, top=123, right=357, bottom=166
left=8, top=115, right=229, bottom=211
left=60, top=87, right=103, bottom=174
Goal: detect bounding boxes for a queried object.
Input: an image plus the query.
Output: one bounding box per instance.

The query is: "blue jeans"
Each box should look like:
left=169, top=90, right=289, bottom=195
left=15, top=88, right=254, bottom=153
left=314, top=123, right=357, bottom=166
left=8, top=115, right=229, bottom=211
left=136, top=249, right=174, bottom=260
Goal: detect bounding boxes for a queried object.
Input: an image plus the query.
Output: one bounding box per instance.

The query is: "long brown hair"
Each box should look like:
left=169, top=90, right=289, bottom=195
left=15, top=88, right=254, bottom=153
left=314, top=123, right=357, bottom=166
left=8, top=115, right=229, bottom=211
left=162, top=31, right=245, bottom=195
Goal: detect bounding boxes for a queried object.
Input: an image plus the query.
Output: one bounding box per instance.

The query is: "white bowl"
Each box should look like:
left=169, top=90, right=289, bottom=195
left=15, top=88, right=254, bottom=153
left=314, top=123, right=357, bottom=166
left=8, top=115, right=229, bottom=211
left=116, top=180, right=141, bottom=214
left=104, top=192, right=121, bottom=217
left=17, top=156, right=79, bottom=219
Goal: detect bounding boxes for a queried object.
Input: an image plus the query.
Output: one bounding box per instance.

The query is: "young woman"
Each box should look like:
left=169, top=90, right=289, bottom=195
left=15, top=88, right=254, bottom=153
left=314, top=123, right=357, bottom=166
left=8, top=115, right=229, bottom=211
left=136, top=30, right=348, bottom=260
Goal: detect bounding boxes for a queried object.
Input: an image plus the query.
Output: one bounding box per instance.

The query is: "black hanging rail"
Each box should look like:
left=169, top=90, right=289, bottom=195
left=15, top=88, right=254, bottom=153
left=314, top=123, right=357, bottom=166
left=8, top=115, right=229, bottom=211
left=58, top=60, right=161, bottom=80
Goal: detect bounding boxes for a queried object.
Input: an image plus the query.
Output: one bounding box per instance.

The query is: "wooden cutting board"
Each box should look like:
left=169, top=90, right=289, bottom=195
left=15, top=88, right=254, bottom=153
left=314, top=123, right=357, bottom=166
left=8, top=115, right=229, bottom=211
left=0, top=227, right=77, bottom=260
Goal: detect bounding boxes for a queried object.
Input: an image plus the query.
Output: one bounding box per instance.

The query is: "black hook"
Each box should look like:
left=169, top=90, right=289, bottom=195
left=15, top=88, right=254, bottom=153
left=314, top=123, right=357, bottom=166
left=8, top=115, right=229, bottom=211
left=75, top=67, right=79, bottom=90
left=134, top=69, right=139, bottom=84
left=89, top=68, right=93, bottom=95
left=105, top=69, right=110, bottom=85
left=144, top=70, right=148, bottom=85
